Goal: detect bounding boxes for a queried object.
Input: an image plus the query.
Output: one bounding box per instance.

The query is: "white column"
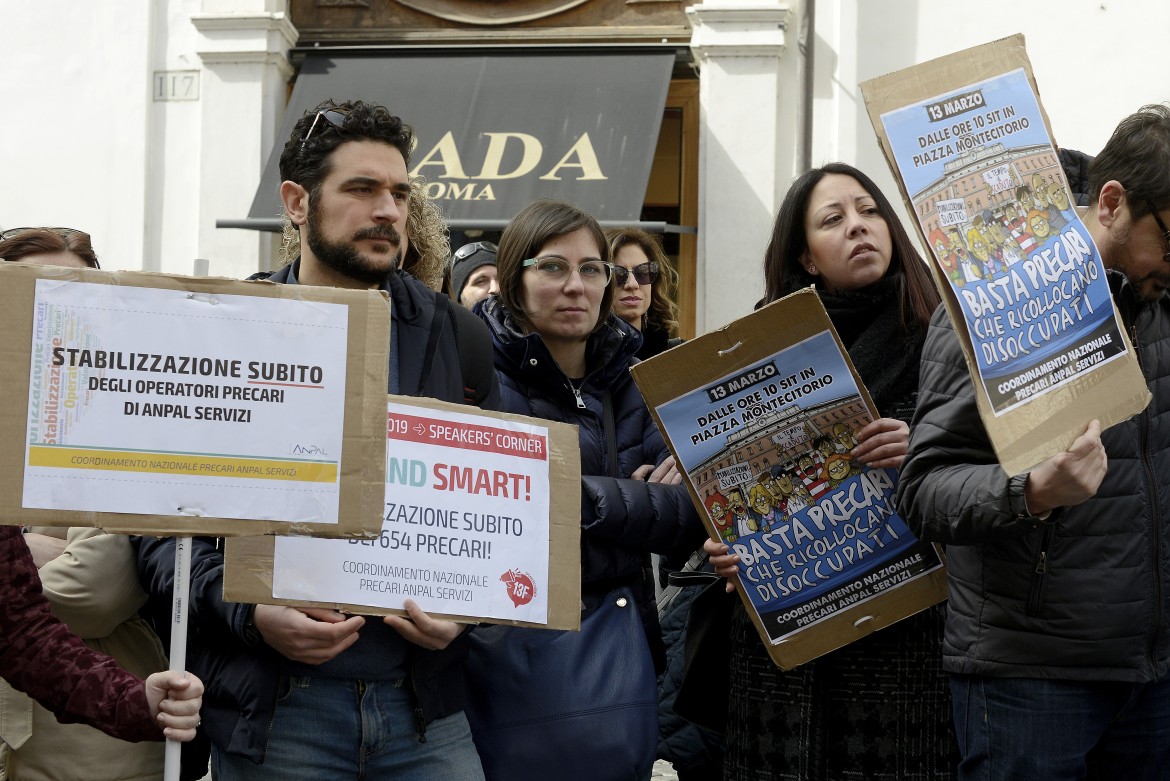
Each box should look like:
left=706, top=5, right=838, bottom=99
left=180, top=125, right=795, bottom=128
left=687, top=0, right=801, bottom=333
left=190, top=2, right=296, bottom=279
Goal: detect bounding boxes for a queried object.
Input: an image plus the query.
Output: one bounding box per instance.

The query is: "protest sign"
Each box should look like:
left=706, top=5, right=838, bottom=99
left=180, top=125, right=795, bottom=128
left=223, top=395, right=582, bottom=630
left=0, top=263, right=390, bottom=537
left=632, top=290, right=946, bottom=669
left=861, top=34, right=1149, bottom=474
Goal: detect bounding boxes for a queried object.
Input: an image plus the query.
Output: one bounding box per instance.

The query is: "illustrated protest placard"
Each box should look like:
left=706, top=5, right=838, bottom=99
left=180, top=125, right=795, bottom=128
left=861, top=34, right=1149, bottom=474
left=0, top=263, right=391, bottom=537
left=632, top=290, right=946, bottom=669
left=223, top=395, right=582, bottom=630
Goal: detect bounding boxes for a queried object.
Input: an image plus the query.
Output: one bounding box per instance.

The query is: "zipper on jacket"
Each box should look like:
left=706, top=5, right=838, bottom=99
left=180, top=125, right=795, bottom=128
left=407, top=662, right=428, bottom=744
left=567, top=380, right=587, bottom=409
left=259, top=673, right=283, bottom=764
left=1025, top=525, right=1053, bottom=617
left=1132, top=323, right=1164, bottom=674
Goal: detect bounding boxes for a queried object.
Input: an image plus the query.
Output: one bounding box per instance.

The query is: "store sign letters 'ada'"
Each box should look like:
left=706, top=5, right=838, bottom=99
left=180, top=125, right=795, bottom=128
left=408, top=131, right=606, bottom=202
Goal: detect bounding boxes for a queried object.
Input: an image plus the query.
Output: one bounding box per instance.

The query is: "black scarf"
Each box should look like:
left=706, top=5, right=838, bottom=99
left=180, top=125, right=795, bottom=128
left=814, top=277, right=926, bottom=421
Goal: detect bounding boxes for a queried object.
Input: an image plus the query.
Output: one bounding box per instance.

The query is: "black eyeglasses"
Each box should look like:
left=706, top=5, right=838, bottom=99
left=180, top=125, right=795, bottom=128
left=612, top=261, right=659, bottom=286
left=1143, top=197, right=1170, bottom=263
left=300, top=108, right=350, bottom=150
left=453, top=241, right=498, bottom=264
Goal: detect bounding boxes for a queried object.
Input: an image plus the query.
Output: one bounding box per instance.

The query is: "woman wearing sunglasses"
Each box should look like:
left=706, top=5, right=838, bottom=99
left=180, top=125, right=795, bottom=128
left=468, top=199, right=704, bottom=780
left=604, top=230, right=719, bottom=779
left=605, top=228, right=682, bottom=360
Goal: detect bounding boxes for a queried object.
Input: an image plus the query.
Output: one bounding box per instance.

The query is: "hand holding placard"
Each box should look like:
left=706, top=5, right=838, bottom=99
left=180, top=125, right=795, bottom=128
left=383, top=599, right=465, bottom=650
left=851, top=418, right=911, bottom=469
left=252, top=605, right=364, bottom=664
left=1022, top=419, right=1106, bottom=516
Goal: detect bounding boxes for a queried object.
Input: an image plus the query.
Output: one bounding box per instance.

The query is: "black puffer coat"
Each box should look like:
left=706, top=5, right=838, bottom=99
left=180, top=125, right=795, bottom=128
left=477, top=297, right=705, bottom=667
left=897, top=274, right=1170, bottom=681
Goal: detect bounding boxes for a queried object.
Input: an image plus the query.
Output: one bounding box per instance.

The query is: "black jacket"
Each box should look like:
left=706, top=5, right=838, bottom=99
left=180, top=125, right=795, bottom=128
left=477, top=297, right=705, bottom=667
left=136, top=265, right=500, bottom=764
left=897, top=277, right=1170, bottom=681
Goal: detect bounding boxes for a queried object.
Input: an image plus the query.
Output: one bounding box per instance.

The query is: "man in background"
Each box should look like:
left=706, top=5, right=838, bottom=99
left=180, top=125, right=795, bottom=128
left=448, top=241, right=498, bottom=309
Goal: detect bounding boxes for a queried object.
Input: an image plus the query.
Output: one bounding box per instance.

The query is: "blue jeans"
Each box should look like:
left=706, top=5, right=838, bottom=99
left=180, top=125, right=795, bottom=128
left=211, top=675, right=485, bottom=780
left=950, top=673, right=1170, bottom=781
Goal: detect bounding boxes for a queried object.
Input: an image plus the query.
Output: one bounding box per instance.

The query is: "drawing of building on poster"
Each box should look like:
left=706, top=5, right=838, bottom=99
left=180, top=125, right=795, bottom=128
left=655, top=330, right=942, bottom=645
left=879, top=68, right=1126, bottom=415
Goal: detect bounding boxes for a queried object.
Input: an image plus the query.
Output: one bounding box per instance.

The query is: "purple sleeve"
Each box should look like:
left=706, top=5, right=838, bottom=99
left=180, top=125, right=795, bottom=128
left=0, top=526, right=161, bottom=742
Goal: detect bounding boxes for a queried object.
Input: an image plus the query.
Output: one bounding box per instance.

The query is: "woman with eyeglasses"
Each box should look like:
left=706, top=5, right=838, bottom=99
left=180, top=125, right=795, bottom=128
left=705, top=164, right=955, bottom=781
left=469, top=199, right=705, bottom=780
left=605, top=228, right=683, bottom=360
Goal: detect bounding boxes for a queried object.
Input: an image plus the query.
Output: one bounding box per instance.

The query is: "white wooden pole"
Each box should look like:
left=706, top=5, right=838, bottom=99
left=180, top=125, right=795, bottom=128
left=163, top=536, right=192, bottom=781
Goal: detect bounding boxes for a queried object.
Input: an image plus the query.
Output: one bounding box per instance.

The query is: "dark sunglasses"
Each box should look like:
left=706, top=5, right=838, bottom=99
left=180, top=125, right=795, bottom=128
left=453, top=241, right=498, bottom=263
left=612, top=261, right=659, bottom=286
left=1142, top=197, right=1170, bottom=263
left=300, top=108, right=350, bottom=150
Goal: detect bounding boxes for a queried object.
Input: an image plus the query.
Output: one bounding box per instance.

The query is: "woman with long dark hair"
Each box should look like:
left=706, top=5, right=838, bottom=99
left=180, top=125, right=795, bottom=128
left=708, top=163, right=954, bottom=780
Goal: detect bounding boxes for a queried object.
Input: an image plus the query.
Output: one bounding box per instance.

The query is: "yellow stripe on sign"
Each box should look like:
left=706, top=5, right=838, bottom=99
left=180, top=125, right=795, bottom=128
left=27, top=446, right=338, bottom=483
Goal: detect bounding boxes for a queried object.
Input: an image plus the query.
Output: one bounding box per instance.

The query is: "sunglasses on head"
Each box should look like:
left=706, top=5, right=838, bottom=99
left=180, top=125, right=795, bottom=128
left=612, top=261, right=659, bottom=286
left=0, top=226, right=84, bottom=242
left=300, top=108, right=350, bottom=150
left=453, top=241, right=498, bottom=263
left=0, top=227, right=99, bottom=269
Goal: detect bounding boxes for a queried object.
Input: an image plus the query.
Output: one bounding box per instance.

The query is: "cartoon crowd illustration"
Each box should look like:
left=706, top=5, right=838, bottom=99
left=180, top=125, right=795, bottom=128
left=704, top=421, right=863, bottom=544
left=928, top=174, right=1077, bottom=288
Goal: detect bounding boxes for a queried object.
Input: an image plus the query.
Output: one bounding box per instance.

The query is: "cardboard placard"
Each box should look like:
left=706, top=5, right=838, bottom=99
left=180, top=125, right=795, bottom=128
left=632, top=290, right=947, bottom=669
left=1, top=263, right=390, bottom=537
left=223, top=395, right=582, bottom=630
left=861, top=34, right=1150, bottom=474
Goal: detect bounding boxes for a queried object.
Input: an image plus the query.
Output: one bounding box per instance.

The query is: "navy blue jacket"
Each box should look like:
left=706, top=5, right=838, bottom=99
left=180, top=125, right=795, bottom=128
left=477, top=297, right=704, bottom=666
left=136, top=265, right=500, bottom=763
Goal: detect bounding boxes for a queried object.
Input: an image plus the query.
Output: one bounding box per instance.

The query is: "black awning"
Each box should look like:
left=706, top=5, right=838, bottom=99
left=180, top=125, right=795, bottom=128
left=244, top=50, right=675, bottom=227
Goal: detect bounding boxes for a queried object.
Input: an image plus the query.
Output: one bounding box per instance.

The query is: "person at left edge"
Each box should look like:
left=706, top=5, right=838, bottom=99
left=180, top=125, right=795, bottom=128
left=0, top=526, right=202, bottom=744
left=136, top=98, right=500, bottom=780
left=1, top=228, right=198, bottom=781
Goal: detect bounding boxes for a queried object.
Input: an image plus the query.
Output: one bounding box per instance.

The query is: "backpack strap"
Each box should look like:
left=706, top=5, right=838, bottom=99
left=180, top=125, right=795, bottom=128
left=446, top=302, right=496, bottom=406
left=416, top=292, right=449, bottom=396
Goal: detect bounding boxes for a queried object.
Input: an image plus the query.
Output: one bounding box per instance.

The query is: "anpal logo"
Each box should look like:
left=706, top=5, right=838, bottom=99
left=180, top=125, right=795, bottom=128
left=500, top=568, right=536, bottom=608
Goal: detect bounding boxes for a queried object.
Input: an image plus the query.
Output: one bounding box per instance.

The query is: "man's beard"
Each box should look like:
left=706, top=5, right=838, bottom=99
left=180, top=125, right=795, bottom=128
left=306, top=201, right=402, bottom=286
